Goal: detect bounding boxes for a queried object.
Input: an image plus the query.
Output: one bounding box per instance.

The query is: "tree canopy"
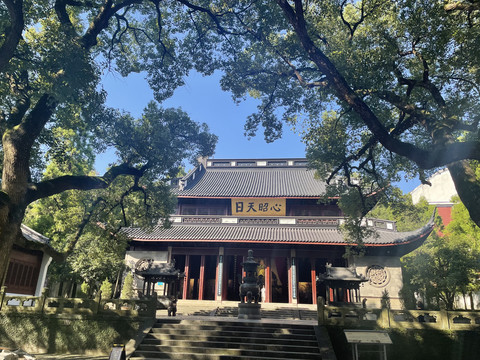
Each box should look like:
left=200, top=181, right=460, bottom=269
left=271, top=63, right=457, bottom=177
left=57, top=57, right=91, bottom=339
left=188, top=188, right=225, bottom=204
left=206, top=0, right=480, bottom=226
left=0, top=0, right=221, bottom=285
left=368, top=188, right=433, bottom=232
left=401, top=199, right=480, bottom=310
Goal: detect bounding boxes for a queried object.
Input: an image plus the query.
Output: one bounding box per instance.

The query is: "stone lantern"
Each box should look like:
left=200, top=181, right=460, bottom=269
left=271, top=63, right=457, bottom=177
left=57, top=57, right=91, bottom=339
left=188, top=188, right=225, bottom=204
left=238, top=249, right=261, bottom=319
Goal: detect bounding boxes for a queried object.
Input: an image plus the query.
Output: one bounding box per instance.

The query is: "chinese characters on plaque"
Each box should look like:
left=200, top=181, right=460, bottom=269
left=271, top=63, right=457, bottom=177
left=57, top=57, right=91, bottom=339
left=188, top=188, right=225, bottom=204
left=231, top=198, right=286, bottom=216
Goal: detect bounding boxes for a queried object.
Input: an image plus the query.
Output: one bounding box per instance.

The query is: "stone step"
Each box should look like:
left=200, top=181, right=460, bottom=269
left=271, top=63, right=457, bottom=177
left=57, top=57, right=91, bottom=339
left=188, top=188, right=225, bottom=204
left=174, top=302, right=318, bottom=319
left=213, top=308, right=318, bottom=320
left=130, top=358, right=296, bottom=360
left=153, top=321, right=315, bottom=333
left=130, top=354, right=318, bottom=360
left=154, top=319, right=315, bottom=329
left=137, top=341, right=319, bottom=354
left=142, top=334, right=318, bottom=346
left=149, top=327, right=316, bottom=339
left=131, top=345, right=321, bottom=359
left=298, top=310, right=318, bottom=320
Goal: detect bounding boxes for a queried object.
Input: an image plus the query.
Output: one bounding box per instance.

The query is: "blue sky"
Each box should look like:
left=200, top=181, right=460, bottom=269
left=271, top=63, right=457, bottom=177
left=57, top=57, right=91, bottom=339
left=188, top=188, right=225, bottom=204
left=100, top=70, right=420, bottom=193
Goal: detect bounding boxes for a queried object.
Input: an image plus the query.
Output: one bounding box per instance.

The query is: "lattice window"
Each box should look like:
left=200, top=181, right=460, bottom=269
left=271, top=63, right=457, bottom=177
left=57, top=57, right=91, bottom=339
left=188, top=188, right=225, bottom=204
left=367, top=265, right=390, bottom=288
left=5, top=250, right=42, bottom=295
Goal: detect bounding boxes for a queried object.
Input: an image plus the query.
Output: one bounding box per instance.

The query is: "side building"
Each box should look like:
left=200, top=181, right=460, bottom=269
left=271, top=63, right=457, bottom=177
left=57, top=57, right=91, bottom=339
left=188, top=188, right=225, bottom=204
left=411, top=168, right=457, bottom=226
left=4, top=225, right=53, bottom=296
left=124, top=158, right=433, bottom=309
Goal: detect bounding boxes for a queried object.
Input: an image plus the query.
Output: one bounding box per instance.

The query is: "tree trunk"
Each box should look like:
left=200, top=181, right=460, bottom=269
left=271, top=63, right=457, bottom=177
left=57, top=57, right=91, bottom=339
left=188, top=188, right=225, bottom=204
left=0, top=129, right=35, bottom=287
left=0, top=93, right=57, bottom=288
left=448, top=161, right=480, bottom=228
left=445, top=291, right=455, bottom=311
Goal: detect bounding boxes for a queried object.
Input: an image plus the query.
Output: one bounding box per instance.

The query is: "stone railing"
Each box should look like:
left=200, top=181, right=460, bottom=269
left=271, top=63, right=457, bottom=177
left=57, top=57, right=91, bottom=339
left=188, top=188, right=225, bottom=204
left=0, top=286, right=156, bottom=318
left=317, top=298, right=480, bottom=331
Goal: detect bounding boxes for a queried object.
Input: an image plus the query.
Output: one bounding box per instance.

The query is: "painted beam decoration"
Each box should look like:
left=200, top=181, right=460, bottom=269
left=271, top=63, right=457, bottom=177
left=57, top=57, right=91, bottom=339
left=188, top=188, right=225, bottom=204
left=232, top=198, right=286, bottom=216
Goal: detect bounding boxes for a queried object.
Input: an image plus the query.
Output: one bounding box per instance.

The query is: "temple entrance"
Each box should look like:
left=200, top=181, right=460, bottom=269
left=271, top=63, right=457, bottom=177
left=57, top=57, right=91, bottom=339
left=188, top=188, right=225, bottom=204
left=271, top=257, right=288, bottom=303
left=226, top=255, right=242, bottom=301
left=174, top=254, right=219, bottom=300
left=186, top=255, right=201, bottom=299
left=254, top=257, right=266, bottom=301
left=315, top=258, right=328, bottom=303
left=298, top=258, right=312, bottom=304
left=203, top=255, right=217, bottom=300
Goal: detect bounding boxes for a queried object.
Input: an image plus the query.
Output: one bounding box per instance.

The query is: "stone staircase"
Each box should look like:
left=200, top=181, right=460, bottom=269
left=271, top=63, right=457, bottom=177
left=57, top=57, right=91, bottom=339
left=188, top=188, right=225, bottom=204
left=171, top=300, right=318, bottom=321
left=129, top=318, right=323, bottom=360
left=215, top=306, right=317, bottom=321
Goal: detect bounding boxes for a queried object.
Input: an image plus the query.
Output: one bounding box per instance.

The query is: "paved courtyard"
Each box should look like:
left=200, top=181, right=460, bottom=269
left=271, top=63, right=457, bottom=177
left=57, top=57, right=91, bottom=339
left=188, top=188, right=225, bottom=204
left=35, top=356, right=107, bottom=360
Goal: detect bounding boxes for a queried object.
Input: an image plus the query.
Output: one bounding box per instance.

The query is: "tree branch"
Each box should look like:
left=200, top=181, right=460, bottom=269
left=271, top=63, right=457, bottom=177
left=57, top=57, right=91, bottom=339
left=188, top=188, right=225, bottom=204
left=21, top=93, right=56, bottom=134
left=327, top=136, right=377, bottom=184
left=54, top=0, right=76, bottom=31
left=233, top=4, right=325, bottom=91
left=64, top=197, right=105, bottom=255
left=276, top=0, right=480, bottom=169
left=0, top=0, right=24, bottom=72
left=26, top=163, right=149, bottom=204
left=445, top=1, right=480, bottom=12
left=448, top=160, right=480, bottom=228
left=80, top=0, right=143, bottom=50
left=176, top=0, right=245, bottom=35
left=340, top=0, right=384, bottom=40
left=7, top=89, right=30, bottom=127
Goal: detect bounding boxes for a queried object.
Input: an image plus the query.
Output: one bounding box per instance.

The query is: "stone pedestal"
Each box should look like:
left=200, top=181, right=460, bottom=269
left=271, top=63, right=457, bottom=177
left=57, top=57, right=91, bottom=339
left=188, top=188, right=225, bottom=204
left=238, top=303, right=261, bottom=320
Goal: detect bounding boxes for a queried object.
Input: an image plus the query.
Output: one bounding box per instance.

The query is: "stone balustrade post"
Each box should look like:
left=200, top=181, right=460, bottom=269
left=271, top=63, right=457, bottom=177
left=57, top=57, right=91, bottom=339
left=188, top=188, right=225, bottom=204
left=317, top=296, right=326, bottom=325
left=38, top=287, right=49, bottom=313
left=0, top=286, right=6, bottom=312
left=441, top=310, right=450, bottom=330
left=147, top=292, right=157, bottom=318
left=380, top=308, right=390, bottom=328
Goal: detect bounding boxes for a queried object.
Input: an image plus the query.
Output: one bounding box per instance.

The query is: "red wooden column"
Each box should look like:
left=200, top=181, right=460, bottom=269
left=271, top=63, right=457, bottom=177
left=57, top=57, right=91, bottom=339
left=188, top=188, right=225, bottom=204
left=198, top=255, right=205, bottom=300
left=265, top=257, right=271, bottom=303
left=310, top=259, right=317, bottom=305
left=182, top=255, right=190, bottom=300
left=287, top=257, right=292, bottom=303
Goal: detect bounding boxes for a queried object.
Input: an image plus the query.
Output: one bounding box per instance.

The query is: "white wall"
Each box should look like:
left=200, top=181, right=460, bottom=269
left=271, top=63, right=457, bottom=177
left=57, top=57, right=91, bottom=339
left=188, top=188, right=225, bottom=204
left=411, top=169, right=457, bottom=205
left=124, top=250, right=169, bottom=295
left=124, top=250, right=168, bottom=270
left=355, top=256, right=404, bottom=309
left=34, top=254, right=52, bottom=296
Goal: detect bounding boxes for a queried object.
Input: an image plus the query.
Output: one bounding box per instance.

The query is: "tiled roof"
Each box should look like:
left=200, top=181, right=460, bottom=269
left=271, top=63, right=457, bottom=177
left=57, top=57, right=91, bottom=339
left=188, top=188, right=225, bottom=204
left=175, top=167, right=327, bottom=198
left=124, top=220, right=433, bottom=247
left=21, top=224, right=50, bottom=245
